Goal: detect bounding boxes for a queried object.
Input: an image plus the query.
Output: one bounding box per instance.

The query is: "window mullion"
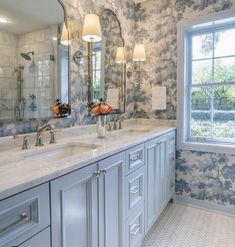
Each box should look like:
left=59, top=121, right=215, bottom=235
left=211, top=32, right=215, bottom=139
left=188, top=33, right=193, bottom=141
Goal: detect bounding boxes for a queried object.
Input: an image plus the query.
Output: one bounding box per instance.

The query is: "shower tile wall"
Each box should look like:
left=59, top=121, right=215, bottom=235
left=0, top=31, right=17, bottom=120
left=18, top=25, right=57, bottom=119
left=0, top=26, right=57, bottom=120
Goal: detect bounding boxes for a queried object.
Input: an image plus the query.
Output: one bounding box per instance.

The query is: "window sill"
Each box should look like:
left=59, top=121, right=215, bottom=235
left=178, top=141, right=235, bottom=155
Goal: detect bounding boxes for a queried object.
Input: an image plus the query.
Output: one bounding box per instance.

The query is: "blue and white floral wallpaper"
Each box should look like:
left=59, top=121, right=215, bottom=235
left=0, top=0, right=136, bottom=136
left=176, top=150, right=235, bottom=207
left=134, top=0, right=235, bottom=210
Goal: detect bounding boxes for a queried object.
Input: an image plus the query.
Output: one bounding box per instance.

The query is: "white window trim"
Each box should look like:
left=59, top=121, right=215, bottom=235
left=177, top=9, right=235, bottom=155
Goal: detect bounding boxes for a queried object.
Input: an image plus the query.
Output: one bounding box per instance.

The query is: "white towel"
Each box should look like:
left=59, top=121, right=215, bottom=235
left=107, top=88, right=119, bottom=109
left=152, top=86, right=166, bottom=110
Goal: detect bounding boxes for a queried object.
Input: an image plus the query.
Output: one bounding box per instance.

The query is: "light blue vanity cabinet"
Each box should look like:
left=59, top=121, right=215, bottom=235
left=167, top=132, right=176, bottom=203
left=144, top=131, right=175, bottom=233
left=0, top=183, right=50, bottom=247
left=144, top=138, right=161, bottom=232
left=98, top=152, right=125, bottom=247
left=125, top=144, right=145, bottom=247
left=18, top=227, right=51, bottom=247
left=0, top=129, right=176, bottom=247
left=50, top=151, right=126, bottom=247
left=50, top=163, right=99, bottom=247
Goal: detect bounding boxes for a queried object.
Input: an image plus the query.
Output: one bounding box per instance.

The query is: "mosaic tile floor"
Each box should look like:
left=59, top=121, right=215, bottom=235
left=142, top=203, right=235, bottom=247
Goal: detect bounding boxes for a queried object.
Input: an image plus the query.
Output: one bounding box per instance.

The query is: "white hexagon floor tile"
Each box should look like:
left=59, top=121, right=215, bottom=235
left=142, top=203, right=235, bottom=247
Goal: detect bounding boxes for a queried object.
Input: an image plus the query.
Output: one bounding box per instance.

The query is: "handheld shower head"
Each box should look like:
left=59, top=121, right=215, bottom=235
left=20, top=51, right=34, bottom=61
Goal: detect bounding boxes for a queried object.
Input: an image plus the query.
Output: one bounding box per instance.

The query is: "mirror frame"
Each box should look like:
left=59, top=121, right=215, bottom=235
left=88, top=9, right=126, bottom=115
left=0, top=0, right=71, bottom=137
left=58, top=0, right=71, bottom=105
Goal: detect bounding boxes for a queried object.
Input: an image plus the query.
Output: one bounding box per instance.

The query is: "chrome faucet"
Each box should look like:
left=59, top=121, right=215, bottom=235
left=113, top=115, right=126, bottom=130
left=35, top=123, right=53, bottom=146
left=22, top=136, right=29, bottom=150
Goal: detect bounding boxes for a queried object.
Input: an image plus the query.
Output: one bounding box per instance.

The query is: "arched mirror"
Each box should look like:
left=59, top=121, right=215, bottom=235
left=89, top=9, right=126, bottom=114
left=0, top=0, right=70, bottom=123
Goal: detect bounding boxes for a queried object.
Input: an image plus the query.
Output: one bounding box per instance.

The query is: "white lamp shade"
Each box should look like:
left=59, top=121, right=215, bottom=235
left=61, top=23, right=71, bottom=46
left=133, top=44, right=146, bottom=61
left=116, top=47, right=126, bottom=63
left=82, top=14, right=102, bottom=42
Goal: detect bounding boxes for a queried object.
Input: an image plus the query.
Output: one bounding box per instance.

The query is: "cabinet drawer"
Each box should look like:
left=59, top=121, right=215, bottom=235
left=126, top=166, right=144, bottom=217
left=126, top=144, right=144, bottom=175
left=19, top=227, right=51, bottom=247
left=168, top=150, right=175, bottom=175
left=126, top=205, right=144, bottom=247
left=0, top=183, right=50, bottom=247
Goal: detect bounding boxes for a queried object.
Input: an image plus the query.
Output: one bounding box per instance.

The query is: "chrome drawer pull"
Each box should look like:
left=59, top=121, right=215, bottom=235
left=130, top=154, right=141, bottom=162
left=100, top=169, right=106, bottom=175
left=0, top=212, right=29, bottom=235
left=93, top=170, right=101, bottom=178
left=130, top=186, right=140, bottom=194
left=130, top=224, right=140, bottom=235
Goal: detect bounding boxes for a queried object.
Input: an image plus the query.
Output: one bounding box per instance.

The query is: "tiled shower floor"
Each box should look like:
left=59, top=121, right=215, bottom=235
left=142, top=203, right=235, bottom=247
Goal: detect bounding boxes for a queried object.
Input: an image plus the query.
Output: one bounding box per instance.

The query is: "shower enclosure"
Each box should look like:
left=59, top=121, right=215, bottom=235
left=15, top=64, right=26, bottom=120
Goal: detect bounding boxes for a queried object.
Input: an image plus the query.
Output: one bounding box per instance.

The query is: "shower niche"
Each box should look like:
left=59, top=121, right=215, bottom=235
left=0, top=0, right=70, bottom=122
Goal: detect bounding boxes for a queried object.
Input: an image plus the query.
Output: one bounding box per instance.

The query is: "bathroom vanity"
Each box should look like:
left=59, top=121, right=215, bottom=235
left=0, top=120, right=175, bottom=247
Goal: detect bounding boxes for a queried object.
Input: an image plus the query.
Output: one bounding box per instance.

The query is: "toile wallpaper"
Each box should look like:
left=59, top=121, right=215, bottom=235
left=176, top=150, right=235, bottom=207
left=134, top=0, right=235, bottom=209
left=0, top=0, right=136, bottom=136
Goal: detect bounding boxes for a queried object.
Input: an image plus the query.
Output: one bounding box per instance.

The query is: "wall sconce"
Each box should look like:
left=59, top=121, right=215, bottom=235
left=82, top=14, right=102, bottom=42
left=82, top=14, right=102, bottom=104
left=133, top=44, right=146, bottom=84
left=116, top=47, right=126, bottom=64
left=60, top=22, right=71, bottom=46
left=116, top=47, right=126, bottom=98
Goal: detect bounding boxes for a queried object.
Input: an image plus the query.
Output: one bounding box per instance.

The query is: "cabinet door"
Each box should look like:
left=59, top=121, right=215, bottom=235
left=144, top=138, right=160, bottom=232
left=159, top=135, right=169, bottom=212
left=19, top=227, right=50, bottom=247
left=98, top=152, right=125, bottom=247
left=50, top=163, right=98, bottom=247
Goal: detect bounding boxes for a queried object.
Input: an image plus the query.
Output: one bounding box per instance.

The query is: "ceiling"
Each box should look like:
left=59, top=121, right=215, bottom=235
left=0, top=0, right=64, bottom=35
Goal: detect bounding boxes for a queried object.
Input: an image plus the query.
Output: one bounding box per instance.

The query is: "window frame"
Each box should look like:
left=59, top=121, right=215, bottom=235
left=92, top=44, right=102, bottom=101
left=177, top=9, right=235, bottom=154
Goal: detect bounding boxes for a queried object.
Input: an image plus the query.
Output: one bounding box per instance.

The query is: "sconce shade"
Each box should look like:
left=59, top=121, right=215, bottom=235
left=61, top=22, right=70, bottom=46
left=133, top=44, right=146, bottom=61
left=82, top=14, right=102, bottom=42
left=116, top=47, right=126, bottom=63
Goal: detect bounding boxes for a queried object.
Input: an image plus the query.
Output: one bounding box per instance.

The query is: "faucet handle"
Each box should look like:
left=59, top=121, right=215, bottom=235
left=38, top=136, right=44, bottom=146
left=108, top=123, right=112, bottom=131
left=22, top=136, right=29, bottom=150
left=49, top=130, right=56, bottom=144
left=118, top=121, right=122, bottom=130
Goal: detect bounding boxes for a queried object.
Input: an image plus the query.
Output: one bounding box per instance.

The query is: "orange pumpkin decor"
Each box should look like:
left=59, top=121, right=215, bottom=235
left=50, top=99, right=71, bottom=118
left=91, top=99, right=114, bottom=116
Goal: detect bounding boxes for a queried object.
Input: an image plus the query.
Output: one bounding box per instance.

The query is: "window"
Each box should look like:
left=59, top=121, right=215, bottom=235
left=92, top=43, right=102, bottom=102
left=177, top=11, right=235, bottom=153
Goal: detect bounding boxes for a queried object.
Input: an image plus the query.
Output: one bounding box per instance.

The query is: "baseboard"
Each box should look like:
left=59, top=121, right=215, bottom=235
left=174, top=195, right=235, bottom=218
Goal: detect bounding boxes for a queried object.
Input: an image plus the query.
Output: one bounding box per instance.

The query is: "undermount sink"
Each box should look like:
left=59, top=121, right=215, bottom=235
left=110, top=128, right=153, bottom=135
left=121, top=128, right=153, bottom=133
left=21, top=142, right=100, bottom=163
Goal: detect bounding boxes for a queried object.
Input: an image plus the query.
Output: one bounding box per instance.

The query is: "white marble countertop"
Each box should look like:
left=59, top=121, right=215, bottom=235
left=0, top=119, right=176, bottom=200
